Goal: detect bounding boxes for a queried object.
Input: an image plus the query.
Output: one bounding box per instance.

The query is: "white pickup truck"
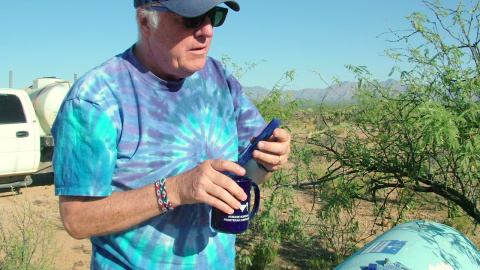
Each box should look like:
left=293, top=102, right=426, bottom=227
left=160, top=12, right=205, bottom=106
left=0, top=78, right=70, bottom=189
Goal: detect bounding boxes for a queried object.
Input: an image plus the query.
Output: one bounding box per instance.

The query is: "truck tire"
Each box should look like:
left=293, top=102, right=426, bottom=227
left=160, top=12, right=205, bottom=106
left=41, top=146, right=54, bottom=162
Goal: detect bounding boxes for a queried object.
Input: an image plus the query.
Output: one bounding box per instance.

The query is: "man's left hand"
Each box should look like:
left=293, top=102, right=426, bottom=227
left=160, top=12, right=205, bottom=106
left=252, top=128, right=291, bottom=172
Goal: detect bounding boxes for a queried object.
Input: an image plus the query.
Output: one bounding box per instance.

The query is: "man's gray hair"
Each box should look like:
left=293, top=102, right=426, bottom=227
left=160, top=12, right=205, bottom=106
left=138, top=6, right=161, bottom=30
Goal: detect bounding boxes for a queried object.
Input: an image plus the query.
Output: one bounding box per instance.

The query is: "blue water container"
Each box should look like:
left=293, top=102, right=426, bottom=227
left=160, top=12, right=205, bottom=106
left=334, top=220, right=480, bottom=270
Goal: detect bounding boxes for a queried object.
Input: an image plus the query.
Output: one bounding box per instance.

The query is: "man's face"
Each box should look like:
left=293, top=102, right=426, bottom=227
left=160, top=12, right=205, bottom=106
left=148, top=10, right=214, bottom=81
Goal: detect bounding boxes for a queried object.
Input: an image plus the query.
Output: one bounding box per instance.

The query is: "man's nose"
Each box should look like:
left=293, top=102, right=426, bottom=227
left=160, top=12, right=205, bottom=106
left=196, top=16, right=214, bottom=37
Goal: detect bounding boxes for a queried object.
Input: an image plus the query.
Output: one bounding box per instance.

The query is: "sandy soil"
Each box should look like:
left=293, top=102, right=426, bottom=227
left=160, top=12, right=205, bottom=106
left=0, top=165, right=91, bottom=270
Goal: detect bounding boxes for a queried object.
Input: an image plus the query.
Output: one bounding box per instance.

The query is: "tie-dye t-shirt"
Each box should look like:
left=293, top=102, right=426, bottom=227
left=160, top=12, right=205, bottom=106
left=52, top=45, right=266, bottom=269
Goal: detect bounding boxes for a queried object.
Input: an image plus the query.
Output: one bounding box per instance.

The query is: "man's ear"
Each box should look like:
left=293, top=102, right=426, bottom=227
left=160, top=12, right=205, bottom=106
left=137, top=8, right=152, bottom=38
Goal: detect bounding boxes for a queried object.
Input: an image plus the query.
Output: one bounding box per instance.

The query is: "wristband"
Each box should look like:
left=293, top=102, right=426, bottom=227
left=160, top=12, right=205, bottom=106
left=155, top=178, right=174, bottom=212
left=257, top=162, right=274, bottom=173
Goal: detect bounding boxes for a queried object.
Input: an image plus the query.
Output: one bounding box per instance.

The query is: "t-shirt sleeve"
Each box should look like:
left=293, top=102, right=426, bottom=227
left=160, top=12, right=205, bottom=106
left=224, top=70, right=267, bottom=156
left=52, top=98, right=118, bottom=197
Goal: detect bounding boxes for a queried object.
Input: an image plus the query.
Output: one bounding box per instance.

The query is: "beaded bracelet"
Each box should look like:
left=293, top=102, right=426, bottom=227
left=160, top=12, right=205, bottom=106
left=155, top=178, right=174, bottom=212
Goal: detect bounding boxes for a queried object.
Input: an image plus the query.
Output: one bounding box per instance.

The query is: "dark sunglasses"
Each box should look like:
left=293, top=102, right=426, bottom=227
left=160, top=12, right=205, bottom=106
left=150, top=6, right=229, bottom=28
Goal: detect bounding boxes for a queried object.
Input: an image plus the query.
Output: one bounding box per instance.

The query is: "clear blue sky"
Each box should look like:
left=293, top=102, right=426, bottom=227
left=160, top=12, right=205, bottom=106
left=1, top=0, right=433, bottom=90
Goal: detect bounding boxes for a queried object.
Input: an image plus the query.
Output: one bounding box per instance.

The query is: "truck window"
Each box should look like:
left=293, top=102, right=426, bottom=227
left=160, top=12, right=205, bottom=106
left=0, top=94, right=27, bottom=124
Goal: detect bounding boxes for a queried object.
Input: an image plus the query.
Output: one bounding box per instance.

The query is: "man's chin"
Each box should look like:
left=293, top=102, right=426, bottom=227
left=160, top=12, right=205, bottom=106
left=183, top=60, right=207, bottom=75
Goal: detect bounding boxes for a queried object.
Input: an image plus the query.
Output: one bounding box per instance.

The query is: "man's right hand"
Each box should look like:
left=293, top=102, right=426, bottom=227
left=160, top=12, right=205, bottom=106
left=165, top=159, right=248, bottom=214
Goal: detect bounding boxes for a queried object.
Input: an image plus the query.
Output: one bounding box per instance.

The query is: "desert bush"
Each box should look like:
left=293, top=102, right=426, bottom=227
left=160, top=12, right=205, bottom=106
left=309, top=0, right=480, bottom=227
left=0, top=192, right=61, bottom=270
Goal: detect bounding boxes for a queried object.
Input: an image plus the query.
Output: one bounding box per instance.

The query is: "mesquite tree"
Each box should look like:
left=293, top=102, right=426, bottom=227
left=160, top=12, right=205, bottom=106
left=311, top=0, right=480, bottom=224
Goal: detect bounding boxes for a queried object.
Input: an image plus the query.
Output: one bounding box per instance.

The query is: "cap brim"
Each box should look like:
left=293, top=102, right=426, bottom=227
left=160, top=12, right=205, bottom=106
left=162, top=0, right=240, bottom=18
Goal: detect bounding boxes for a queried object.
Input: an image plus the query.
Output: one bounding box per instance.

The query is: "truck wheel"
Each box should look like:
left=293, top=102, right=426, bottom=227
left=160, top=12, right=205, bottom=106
left=41, top=146, right=54, bottom=162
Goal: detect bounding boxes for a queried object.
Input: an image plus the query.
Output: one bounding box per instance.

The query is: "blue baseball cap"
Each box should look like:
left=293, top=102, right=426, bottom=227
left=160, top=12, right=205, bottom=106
left=133, top=0, right=240, bottom=17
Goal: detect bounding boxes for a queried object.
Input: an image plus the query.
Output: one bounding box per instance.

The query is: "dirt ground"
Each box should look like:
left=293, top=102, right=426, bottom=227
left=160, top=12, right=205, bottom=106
left=0, top=166, right=91, bottom=270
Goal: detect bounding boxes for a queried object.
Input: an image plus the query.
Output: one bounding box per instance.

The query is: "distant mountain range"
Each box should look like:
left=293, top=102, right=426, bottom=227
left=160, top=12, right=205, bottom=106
left=243, top=79, right=401, bottom=103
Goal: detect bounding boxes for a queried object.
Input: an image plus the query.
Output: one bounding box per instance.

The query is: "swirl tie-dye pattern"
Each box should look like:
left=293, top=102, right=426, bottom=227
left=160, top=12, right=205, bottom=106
left=52, top=46, right=265, bottom=269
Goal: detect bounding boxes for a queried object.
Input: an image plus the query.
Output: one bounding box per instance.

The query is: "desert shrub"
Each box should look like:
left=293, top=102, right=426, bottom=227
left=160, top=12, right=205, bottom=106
left=0, top=193, right=61, bottom=270
left=310, top=0, right=480, bottom=226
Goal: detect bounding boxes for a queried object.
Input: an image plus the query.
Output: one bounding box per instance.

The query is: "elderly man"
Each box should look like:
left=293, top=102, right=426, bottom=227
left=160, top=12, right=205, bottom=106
left=52, top=0, right=291, bottom=269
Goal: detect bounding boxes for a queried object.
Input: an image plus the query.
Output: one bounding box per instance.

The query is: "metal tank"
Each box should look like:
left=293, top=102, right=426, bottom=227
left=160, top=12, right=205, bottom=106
left=335, top=220, right=480, bottom=270
left=25, top=77, right=70, bottom=138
